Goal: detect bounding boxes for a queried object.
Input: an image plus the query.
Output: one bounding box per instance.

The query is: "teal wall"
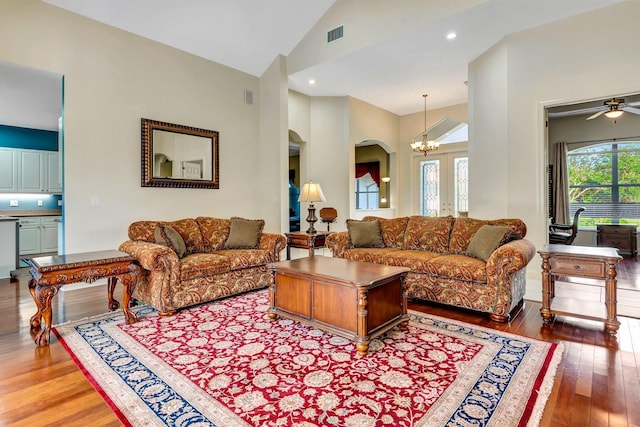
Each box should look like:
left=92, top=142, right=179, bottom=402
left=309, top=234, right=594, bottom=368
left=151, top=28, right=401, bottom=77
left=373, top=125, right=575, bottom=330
left=0, top=124, right=58, bottom=151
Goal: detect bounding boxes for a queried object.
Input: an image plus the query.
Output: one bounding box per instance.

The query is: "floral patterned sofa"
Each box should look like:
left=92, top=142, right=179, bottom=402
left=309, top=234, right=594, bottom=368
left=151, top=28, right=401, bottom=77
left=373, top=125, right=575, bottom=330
left=119, top=217, right=286, bottom=315
left=325, top=216, right=536, bottom=322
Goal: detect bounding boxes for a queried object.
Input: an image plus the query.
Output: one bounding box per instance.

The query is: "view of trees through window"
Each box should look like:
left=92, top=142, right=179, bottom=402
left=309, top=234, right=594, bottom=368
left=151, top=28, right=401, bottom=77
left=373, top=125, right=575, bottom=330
left=568, top=142, right=640, bottom=226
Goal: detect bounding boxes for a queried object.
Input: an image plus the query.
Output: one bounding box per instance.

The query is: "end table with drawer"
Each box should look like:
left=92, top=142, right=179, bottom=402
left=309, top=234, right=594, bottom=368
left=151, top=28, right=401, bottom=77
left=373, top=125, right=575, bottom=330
left=538, top=244, right=622, bottom=335
left=285, top=231, right=331, bottom=260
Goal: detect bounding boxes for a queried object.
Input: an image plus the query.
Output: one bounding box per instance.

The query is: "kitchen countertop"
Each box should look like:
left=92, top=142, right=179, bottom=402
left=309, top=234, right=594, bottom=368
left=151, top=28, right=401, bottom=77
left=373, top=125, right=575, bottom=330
left=0, top=209, right=62, bottom=217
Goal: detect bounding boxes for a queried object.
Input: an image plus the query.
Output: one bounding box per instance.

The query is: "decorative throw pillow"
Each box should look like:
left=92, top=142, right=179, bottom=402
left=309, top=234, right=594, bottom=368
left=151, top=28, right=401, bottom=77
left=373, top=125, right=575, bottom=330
left=346, top=219, right=385, bottom=248
left=466, top=225, right=512, bottom=261
left=154, top=224, right=187, bottom=258
left=223, top=217, right=265, bottom=249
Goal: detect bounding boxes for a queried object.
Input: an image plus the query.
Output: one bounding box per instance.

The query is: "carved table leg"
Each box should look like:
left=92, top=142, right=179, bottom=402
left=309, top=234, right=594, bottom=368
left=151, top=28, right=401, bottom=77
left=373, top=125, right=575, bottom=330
left=28, top=276, right=42, bottom=330
left=268, top=271, right=278, bottom=320
left=356, top=289, right=370, bottom=356
left=400, top=278, right=409, bottom=329
left=107, top=277, right=120, bottom=310
left=32, top=285, right=60, bottom=347
left=119, top=263, right=140, bottom=325
left=540, top=255, right=555, bottom=324
left=604, top=260, right=620, bottom=336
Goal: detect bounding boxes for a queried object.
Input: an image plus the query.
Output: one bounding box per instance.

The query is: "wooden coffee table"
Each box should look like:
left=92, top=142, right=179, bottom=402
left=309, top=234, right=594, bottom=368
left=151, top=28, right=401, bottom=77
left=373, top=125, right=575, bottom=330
left=267, top=256, right=410, bottom=355
left=27, top=250, right=140, bottom=347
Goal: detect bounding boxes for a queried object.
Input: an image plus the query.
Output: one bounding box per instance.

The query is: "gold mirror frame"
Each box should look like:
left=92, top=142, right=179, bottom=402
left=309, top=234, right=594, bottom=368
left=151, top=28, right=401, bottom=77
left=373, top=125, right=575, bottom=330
left=141, top=118, right=219, bottom=189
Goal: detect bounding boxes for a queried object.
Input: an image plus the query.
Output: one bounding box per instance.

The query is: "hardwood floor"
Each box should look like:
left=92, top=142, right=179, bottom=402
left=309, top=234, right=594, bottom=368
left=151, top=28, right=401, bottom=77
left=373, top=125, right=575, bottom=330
left=1, top=259, right=639, bottom=426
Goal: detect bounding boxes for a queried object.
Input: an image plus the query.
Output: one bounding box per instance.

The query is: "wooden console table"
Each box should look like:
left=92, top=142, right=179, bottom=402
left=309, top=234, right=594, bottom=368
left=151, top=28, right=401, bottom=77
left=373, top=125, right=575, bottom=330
left=27, top=250, right=140, bottom=347
left=538, top=244, right=622, bottom=335
left=285, top=231, right=331, bottom=260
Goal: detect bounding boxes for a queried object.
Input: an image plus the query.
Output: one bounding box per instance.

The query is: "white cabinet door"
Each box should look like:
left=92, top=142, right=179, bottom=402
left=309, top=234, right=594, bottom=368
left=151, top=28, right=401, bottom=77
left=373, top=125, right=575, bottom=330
left=18, top=216, right=60, bottom=255
left=18, top=149, right=44, bottom=192
left=0, top=148, right=18, bottom=192
left=42, top=221, right=59, bottom=252
left=45, top=152, right=62, bottom=193
left=19, top=218, right=41, bottom=256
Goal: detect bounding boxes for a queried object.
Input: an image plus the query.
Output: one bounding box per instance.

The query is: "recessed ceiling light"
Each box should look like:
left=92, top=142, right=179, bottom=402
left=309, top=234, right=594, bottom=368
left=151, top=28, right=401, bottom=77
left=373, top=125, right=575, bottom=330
left=308, top=79, right=316, bottom=85
left=446, top=32, right=457, bottom=40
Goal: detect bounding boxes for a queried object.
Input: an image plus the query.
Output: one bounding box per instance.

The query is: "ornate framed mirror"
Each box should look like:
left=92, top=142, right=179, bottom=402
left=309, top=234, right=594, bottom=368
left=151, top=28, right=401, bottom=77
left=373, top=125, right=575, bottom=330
left=141, top=118, right=219, bottom=189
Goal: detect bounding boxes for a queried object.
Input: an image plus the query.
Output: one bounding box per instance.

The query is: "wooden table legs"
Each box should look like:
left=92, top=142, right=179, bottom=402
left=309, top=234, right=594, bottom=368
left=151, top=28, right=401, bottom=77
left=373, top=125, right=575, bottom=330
left=29, top=279, right=60, bottom=347
left=29, top=261, right=140, bottom=347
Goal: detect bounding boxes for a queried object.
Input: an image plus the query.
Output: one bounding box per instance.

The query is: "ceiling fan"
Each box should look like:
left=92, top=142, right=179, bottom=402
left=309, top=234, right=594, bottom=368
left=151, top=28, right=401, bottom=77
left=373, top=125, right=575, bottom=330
left=586, top=98, right=640, bottom=120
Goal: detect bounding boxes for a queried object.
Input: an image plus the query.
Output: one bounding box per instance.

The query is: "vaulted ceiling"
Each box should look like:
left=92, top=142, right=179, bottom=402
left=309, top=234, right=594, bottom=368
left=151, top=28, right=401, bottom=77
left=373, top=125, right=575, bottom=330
left=0, top=0, right=625, bottom=131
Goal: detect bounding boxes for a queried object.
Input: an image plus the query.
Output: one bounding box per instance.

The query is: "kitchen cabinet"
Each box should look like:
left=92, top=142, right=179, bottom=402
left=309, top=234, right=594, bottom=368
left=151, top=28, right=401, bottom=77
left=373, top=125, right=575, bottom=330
left=0, top=148, right=61, bottom=194
left=0, top=148, right=18, bottom=191
left=19, top=216, right=60, bottom=256
left=0, top=217, right=18, bottom=278
left=45, top=151, right=62, bottom=193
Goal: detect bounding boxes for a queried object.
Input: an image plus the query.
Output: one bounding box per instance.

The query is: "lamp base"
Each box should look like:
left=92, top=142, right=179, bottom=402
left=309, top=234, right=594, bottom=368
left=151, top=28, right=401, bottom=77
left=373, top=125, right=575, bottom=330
left=305, top=204, right=318, bottom=234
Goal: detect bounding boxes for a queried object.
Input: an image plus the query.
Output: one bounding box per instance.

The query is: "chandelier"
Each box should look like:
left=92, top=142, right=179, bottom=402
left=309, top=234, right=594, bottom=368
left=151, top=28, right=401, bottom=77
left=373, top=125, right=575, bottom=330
left=410, top=93, right=440, bottom=156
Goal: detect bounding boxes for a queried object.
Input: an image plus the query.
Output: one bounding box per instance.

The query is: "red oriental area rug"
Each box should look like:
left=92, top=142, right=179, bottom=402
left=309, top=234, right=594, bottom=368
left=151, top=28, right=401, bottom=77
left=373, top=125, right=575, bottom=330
left=53, top=289, right=562, bottom=427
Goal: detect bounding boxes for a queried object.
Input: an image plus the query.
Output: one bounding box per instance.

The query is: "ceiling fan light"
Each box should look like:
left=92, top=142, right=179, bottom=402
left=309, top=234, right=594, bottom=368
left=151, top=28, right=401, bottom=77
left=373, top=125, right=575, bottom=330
left=604, top=109, right=623, bottom=119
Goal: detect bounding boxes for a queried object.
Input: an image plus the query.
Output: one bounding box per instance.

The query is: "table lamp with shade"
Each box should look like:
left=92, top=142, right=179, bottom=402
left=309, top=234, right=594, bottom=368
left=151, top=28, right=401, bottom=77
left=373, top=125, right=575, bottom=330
left=298, top=180, right=326, bottom=234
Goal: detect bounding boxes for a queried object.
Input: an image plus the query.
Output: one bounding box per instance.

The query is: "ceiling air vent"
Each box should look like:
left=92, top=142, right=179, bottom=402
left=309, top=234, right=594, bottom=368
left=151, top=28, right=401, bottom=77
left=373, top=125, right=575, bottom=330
left=327, top=26, right=344, bottom=43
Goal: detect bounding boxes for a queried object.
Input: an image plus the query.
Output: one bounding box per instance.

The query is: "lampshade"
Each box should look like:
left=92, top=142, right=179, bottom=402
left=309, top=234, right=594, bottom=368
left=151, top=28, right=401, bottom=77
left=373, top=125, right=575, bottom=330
left=604, top=109, right=623, bottom=119
left=298, top=181, right=326, bottom=203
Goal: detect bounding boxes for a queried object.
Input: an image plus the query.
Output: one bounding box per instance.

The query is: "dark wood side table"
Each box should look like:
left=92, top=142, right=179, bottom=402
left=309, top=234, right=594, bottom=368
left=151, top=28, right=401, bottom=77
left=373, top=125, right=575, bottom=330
left=596, top=224, right=637, bottom=257
left=285, top=231, right=331, bottom=260
left=538, top=244, right=622, bottom=335
left=27, top=249, right=140, bottom=347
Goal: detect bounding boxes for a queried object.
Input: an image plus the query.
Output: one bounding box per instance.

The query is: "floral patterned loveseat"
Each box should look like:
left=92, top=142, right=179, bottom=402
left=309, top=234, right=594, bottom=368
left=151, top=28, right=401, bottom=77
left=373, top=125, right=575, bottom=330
left=119, top=217, right=286, bottom=315
left=326, top=216, right=536, bottom=322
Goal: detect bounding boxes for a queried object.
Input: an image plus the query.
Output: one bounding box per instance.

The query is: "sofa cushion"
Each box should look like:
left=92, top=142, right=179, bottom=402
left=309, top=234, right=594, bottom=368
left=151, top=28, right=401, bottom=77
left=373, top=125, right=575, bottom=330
left=163, top=218, right=204, bottom=254
left=466, top=225, right=513, bottom=261
left=224, top=217, right=265, bottom=249
left=154, top=224, right=187, bottom=258
left=213, top=249, right=273, bottom=271
left=196, top=217, right=231, bottom=251
left=180, top=253, right=230, bottom=281
left=426, top=254, right=487, bottom=283
left=346, top=219, right=385, bottom=248
left=362, top=216, right=409, bottom=248
left=448, top=217, right=490, bottom=254
left=403, top=216, right=455, bottom=253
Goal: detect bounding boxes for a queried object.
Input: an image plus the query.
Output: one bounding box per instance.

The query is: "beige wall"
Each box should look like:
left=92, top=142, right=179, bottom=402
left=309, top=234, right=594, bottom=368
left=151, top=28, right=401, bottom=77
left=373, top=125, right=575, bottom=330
left=0, top=0, right=285, bottom=253
left=469, top=1, right=640, bottom=299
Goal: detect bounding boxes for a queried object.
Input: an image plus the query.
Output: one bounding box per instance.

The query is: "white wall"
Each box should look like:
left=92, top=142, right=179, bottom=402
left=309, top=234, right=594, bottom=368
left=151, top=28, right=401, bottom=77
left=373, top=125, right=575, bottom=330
left=468, top=1, right=640, bottom=299
left=0, top=0, right=283, bottom=253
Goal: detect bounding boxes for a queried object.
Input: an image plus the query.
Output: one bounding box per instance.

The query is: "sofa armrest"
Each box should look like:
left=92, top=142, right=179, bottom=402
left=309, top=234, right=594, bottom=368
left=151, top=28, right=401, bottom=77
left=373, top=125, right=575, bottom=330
left=119, top=240, right=180, bottom=272
left=486, top=239, right=536, bottom=275
left=259, top=233, right=287, bottom=262
left=326, top=231, right=352, bottom=258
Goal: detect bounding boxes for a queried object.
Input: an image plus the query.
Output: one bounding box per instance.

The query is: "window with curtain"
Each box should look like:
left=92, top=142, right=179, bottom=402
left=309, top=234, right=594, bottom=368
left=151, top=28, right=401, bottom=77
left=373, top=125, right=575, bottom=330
left=355, top=162, right=381, bottom=209
left=568, top=141, right=640, bottom=226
